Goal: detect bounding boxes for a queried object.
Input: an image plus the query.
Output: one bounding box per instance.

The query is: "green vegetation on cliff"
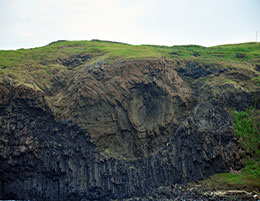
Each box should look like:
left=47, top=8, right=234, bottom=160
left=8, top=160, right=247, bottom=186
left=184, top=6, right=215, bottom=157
left=0, top=40, right=259, bottom=92
left=199, top=107, right=260, bottom=191
left=1, top=40, right=260, bottom=66
left=234, top=107, right=260, bottom=158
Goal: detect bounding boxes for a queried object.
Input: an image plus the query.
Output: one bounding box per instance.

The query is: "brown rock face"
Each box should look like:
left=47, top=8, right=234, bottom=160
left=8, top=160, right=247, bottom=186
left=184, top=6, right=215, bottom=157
left=56, top=59, right=191, bottom=158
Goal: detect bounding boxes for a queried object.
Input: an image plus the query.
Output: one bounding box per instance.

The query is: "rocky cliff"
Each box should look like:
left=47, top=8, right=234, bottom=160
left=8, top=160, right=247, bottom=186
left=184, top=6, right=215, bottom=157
left=0, top=83, right=247, bottom=200
left=48, top=58, right=259, bottom=159
left=0, top=41, right=260, bottom=200
left=53, top=59, right=191, bottom=158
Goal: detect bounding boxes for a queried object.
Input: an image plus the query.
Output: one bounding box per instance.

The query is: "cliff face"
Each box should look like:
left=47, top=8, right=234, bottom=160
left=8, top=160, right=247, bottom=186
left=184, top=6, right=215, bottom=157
left=0, top=41, right=260, bottom=200
left=0, top=68, right=258, bottom=200
left=54, top=59, right=191, bottom=158
left=47, top=58, right=259, bottom=160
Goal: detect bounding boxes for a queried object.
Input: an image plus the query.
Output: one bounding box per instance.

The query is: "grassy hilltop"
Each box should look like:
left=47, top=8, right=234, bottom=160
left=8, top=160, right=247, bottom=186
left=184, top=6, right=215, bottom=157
left=0, top=40, right=260, bottom=89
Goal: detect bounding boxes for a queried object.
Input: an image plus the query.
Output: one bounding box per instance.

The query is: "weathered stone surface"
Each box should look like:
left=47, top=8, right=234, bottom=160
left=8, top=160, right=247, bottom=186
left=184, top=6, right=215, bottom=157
left=0, top=83, right=253, bottom=201
left=52, top=59, right=191, bottom=158
left=48, top=58, right=259, bottom=160
left=175, top=61, right=225, bottom=79
left=1, top=57, right=259, bottom=200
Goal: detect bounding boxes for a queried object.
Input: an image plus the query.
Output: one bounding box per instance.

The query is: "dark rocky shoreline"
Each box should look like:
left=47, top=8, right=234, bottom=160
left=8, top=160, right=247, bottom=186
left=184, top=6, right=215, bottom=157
left=118, top=184, right=258, bottom=201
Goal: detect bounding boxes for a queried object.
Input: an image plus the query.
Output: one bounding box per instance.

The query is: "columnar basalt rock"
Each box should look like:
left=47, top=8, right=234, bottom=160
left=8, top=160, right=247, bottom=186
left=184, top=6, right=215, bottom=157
left=0, top=82, right=253, bottom=201
left=52, top=59, right=191, bottom=158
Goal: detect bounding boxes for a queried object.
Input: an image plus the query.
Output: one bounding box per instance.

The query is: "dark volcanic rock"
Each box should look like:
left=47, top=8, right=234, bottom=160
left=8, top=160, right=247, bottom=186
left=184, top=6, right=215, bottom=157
left=236, top=53, right=246, bottom=59
left=54, top=59, right=191, bottom=158
left=47, top=59, right=258, bottom=161
left=256, top=64, right=260, bottom=72
left=0, top=83, right=249, bottom=201
left=193, top=52, right=201, bottom=57
left=61, top=54, right=92, bottom=68
left=175, top=61, right=224, bottom=79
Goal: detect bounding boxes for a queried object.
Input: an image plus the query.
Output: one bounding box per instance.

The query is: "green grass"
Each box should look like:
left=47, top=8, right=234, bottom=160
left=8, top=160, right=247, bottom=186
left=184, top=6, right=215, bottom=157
left=0, top=40, right=259, bottom=91
left=233, top=107, right=260, bottom=158
left=1, top=40, right=260, bottom=67
left=200, top=160, right=260, bottom=191
left=252, top=76, right=260, bottom=86
left=0, top=40, right=259, bottom=112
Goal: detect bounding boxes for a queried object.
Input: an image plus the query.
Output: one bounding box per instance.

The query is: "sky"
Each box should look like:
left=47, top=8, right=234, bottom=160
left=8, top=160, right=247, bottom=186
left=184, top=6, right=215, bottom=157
left=0, top=0, right=260, bottom=50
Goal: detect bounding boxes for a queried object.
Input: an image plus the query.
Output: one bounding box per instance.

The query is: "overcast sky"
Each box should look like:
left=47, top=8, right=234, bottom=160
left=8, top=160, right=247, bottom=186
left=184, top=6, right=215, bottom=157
left=0, top=0, right=259, bottom=49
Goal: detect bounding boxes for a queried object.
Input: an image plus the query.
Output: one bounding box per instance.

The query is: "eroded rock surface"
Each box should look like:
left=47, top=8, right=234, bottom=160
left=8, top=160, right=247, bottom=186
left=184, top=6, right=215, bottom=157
left=52, top=59, right=191, bottom=158
left=0, top=57, right=259, bottom=200
left=0, top=82, right=254, bottom=201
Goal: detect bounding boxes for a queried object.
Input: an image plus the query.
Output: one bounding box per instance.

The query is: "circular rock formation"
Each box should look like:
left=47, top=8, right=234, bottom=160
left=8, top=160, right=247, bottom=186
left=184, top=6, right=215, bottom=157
left=54, top=59, right=191, bottom=158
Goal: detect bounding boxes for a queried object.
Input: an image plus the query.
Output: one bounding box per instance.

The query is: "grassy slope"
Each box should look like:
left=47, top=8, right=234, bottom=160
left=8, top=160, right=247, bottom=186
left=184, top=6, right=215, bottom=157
left=0, top=40, right=259, bottom=90
left=1, top=40, right=260, bottom=64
